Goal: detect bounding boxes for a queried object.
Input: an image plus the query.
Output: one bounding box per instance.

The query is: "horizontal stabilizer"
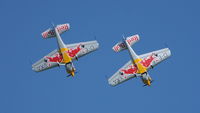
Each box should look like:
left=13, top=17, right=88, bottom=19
left=41, top=23, right=70, bottom=39
left=112, top=34, right=140, bottom=52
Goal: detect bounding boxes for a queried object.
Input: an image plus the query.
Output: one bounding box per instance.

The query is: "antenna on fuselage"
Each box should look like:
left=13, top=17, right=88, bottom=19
left=51, top=22, right=55, bottom=28
left=122, top=34, right=126, bottom=40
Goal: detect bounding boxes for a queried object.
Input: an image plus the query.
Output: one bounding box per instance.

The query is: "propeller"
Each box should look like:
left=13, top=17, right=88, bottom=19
left=66, top=71, right=78, bottom=78
left=143, top=84, right=147, bottom=87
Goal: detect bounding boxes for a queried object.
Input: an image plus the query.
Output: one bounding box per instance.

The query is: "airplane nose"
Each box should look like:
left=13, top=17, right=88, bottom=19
left=71, top=71, right=75, bottom=77
left=147, top=80, right=151, bottom=86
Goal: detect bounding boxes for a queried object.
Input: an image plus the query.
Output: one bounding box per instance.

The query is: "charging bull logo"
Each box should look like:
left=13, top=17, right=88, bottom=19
left=45, top=44, right=84, bottom=63
left=46, top=53, right=63, bottom=62
left=121, top=54, right=156, bottom=74
left=66, top=44, right=83, bottom=57
left=121, top=65, right=137, bottom=74
left=140, top=54, right=156, bottom=67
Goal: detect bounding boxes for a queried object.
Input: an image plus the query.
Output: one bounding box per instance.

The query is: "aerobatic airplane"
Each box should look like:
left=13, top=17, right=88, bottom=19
left=32, top=23, right=99, bottom=77
left=108, top=34, right=171, bottom=86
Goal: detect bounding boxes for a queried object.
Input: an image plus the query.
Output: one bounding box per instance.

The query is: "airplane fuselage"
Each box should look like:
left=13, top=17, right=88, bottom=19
left=54, top=27, right=75, bottom=76
left=124, top=39, right=151, bottom=86
left=141, top=73, right=152, bottom=86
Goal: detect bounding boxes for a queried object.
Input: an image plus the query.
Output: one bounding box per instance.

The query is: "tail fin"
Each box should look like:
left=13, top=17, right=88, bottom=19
left=41, top=23, right=70, bottom=39
left=112, top=34, right=140, bottom=52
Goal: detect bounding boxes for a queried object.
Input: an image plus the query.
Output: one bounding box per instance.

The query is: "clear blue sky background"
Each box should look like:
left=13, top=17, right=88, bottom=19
left=0, top=0, right=199, bottom=113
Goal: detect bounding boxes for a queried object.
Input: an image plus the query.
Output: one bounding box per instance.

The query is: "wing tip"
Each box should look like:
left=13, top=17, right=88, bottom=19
left=108, top=79, right=117, bottom=87
left=32, top=66, right=39, bottom=72
left=165, top=48, right=171, bottom=57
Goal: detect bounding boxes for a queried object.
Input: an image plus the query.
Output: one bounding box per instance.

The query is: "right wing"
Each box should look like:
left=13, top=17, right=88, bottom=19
left=65, top=40, right=99, bottom=60
left=108, top=48, right=171, bottom=86
left=139, top=48, right=171, bottom=69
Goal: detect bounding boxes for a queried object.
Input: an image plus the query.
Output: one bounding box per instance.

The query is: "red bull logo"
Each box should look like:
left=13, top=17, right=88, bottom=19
left=46, top=44, right=83, bottom=63
left=42, top=23, right=70, bottom=38
left=42, top=29, right=55, bottom=38
left=66, top=44, right=82, bottom=57
left=56, top=24, right=70, bottom=33
left=46, top=53, right=63, bottom=62
left=140, top=54, right=156, bottom=68
left=121, top=54, right=156, bottom=74
left=126, top=35, right=139, bottom=45
left=121, top=65, right=138, bottom=74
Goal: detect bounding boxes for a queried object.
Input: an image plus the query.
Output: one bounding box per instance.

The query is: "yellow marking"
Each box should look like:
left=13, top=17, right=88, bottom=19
left=60, top=48, right=75, bottom=77
left=66, top=69, right=75, bottom=77
left=134, top=58, right=142, bottom=63
left=66, top=70, right=75, bottom=77
left=136, top=63, right=147, bottom=73
left=146, top=80, right=151, bottom=86
left=133, top=58, right=147, bottom=74
left=71, top=71, right=75, bottom=77
left=60, top=48, right=72, bottom=63
left=143, top=79, right=151, bottom=86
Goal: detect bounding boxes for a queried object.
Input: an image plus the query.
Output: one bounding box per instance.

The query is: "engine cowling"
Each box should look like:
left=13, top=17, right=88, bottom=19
left=65, top=62, right=75, bottom=73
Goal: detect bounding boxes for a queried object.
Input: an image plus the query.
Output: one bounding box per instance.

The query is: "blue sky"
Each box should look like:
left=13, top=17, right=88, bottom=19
left=0, top=0, right=199, bottom=113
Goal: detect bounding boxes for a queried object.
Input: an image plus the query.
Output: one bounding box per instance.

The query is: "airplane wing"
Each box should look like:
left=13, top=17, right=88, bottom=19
left=108, top=60, right=138, bottom=86
left=108, top=48, right=171, bottom=86
left=32, top=50, right=60, bottom=72
left=139, top=48, right=171, bottom=69
left=65, top=40, right=99, bottom=60
left=32, top=40, right=99, bottom=72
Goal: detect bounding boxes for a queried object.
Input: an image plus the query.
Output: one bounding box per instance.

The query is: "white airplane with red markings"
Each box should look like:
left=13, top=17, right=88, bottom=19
left=108, top=34, right=171, bottom=86
left=32, top=23, right=99, bottom=77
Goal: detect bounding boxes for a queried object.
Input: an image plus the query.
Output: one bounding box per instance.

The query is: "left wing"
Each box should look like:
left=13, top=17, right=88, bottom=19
left=108, top=48, right=171, bottom=86
left=32, top=50, right=60, bottom=72
left=108, top=60, right=139, bottom=86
